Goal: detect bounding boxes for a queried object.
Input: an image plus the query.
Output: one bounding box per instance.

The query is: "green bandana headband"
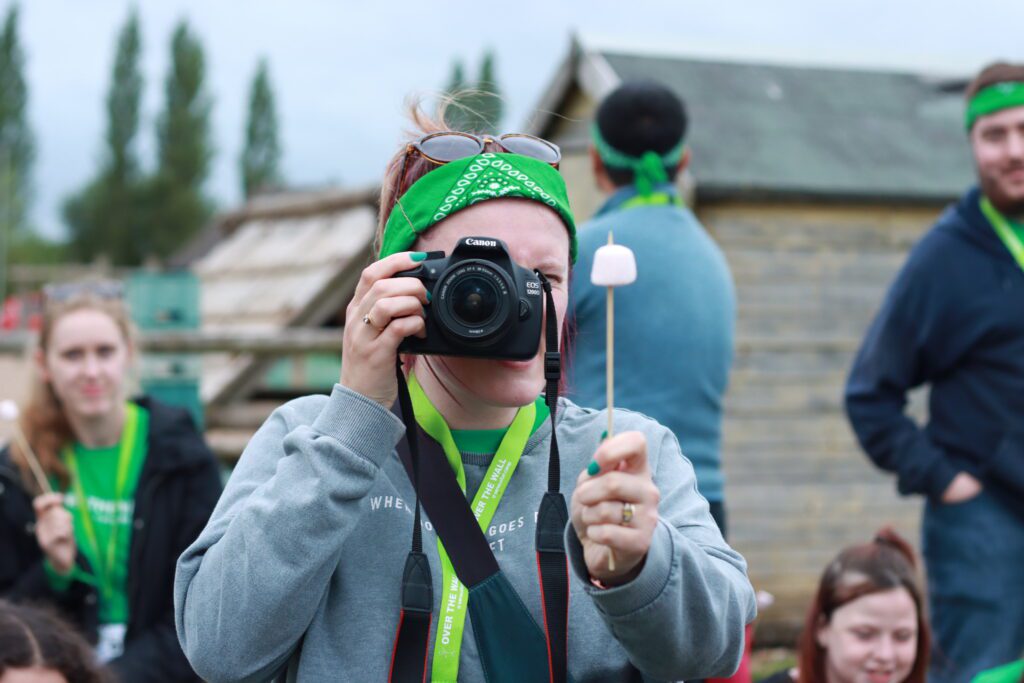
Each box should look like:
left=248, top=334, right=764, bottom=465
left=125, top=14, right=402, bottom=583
left=380, top=152, right=577, bottom=263
left=591, top=122, right=685, bottom=198
left=965, top=81, right=1024, bottom=131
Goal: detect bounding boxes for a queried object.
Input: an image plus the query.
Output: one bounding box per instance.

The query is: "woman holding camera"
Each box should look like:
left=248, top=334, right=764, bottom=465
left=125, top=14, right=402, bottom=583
left=175, top=109, right=756, bottom=682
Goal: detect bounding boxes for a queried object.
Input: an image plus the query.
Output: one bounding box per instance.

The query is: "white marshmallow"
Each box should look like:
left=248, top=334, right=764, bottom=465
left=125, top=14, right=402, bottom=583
left=590, top=244, right=637, bottom=286
left=0, top=400, right=19, bottom=421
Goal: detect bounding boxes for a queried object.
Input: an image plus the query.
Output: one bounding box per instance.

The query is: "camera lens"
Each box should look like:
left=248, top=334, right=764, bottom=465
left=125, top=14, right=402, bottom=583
left=450, top=275, right=499, bottom=326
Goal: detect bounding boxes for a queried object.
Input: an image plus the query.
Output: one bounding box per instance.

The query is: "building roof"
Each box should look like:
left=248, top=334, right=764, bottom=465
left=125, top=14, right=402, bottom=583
left=529, top=37, right=974, bottom=202
left=188, top=187, right=379, bottom=404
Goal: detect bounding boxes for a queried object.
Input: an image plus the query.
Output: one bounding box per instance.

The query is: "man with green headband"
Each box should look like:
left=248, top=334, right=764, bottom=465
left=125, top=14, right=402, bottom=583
left=571, top=81, right=736, bottom=537
left=846, top=61, right=1024, bottom=683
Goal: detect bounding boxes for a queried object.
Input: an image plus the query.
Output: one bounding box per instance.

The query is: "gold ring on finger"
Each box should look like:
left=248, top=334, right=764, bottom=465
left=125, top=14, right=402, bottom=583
left=620, top=502, right=635, bottom=526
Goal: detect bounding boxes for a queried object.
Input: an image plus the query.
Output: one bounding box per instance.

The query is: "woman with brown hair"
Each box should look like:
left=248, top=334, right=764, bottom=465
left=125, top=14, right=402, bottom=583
left=0, top=600, right=111, bottom=683
left=175, top=106, right=757, bottom=682
left=0, top=283, right=222, bottom=681
left=759, top=527, right=929, bottom=683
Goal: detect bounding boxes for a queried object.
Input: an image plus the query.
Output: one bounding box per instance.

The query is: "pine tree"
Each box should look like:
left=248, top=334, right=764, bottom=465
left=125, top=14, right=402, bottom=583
left=442, top=51, right=503, bottom=134
left=146, top=20, right=213, bottom=260
left=240, top=58, right=282, bottom=198
left=62, top=9, right=144, bottom=263
left=444, top=58, right=475, bottom=132
left=474, top=50, right=503, bottom=133
left=0, top=3, right=35, bottom=283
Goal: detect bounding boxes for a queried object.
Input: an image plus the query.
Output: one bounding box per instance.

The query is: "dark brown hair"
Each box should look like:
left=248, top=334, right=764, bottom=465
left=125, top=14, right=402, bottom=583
left=11, top=292, right=135, bottom=492
left=965, top=61, right=1024, bottom=101
left=0, top=600, right=111, bottom=682
left=796, top=527, right=930, bottom=683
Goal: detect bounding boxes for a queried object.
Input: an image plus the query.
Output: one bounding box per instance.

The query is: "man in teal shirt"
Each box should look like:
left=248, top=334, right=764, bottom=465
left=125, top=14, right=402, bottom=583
left=570, top=81, right=736, bottom=534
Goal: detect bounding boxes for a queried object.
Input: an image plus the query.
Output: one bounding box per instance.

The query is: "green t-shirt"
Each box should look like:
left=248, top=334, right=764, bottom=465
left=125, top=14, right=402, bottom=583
left=46, top=404, right=149, bottom=625
left=973, top=660, right=1024, bottom=683
left=448, top=396, right=550, bottom=454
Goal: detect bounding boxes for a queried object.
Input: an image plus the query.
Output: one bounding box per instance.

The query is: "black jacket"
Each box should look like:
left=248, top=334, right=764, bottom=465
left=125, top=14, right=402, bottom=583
left=0, top=396, right=223, bottom=682
left=846, top=187, right=1024, bottom=517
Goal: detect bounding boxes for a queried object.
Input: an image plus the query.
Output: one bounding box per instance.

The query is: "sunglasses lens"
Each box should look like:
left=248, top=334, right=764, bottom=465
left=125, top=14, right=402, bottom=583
left=499, top=135, right=561, bottom=164
left=419, top=133, right=483, bottom=162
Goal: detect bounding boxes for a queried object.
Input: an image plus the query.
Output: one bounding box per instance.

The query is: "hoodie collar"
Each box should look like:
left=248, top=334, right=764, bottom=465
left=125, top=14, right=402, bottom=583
left=948, top=186, right=1020, bottom=264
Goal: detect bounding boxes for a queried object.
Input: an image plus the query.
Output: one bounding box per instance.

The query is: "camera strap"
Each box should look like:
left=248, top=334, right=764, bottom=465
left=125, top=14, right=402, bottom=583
left=388, top=274, right=570, bottom=683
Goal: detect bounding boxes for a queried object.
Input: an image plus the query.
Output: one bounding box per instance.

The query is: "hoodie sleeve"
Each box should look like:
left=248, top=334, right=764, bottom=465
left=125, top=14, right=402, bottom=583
left=844, top=236, right=979, bottom=499
left=174, top=385, right=405, bottom=682
left=564, top=423, right=757, bottom=681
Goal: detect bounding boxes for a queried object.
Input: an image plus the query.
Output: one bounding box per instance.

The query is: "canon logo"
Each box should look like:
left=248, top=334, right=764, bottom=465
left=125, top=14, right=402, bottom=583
left=465, top=238, right=497, bottom=247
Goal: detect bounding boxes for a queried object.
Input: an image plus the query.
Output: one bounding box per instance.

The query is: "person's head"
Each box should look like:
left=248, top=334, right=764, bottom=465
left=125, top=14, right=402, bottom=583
left=12, top=281, right=135, bottom=490
left=590, top=80, right=690, bottom=195
left=376, top=104, right=575, bottom=410
left=798, top=528, right=929, bottom=683
left=964, top=62, right=1024, bottom=215
left=0, top=601, right=109, bottom=683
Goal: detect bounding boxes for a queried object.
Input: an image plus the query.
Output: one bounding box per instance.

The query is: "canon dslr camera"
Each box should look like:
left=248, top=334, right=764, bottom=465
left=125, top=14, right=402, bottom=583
left=394, top=236, right=544, bottom=360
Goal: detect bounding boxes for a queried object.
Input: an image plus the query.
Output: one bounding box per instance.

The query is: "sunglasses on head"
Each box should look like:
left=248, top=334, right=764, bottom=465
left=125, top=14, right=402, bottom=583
left=43, top=280, right=124, bottom=303
left=395, top=131, right=562, bottom=199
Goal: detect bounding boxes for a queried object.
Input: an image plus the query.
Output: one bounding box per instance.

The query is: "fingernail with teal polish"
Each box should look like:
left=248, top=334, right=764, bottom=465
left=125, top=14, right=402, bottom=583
left=425, top=290, right=432, bottom=303
left=410, top=252, right=427, bottom=262
left=600, top=430, right=608, bottom=442
left=587, top=460, right=600, bottom=476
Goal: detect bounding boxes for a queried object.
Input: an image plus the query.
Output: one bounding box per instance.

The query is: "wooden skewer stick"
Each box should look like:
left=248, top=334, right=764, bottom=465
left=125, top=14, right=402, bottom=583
left=1, top=401, right=53, bottom=495
left=605, top=234, right=617, bottom=572
left=590, top=232, right=637, bottom=573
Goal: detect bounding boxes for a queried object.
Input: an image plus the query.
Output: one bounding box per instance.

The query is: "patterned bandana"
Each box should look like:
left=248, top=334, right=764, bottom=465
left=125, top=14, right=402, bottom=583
left=380, top=152, right=578, bottom=263
left=965, top=81, right=1024, bottom=131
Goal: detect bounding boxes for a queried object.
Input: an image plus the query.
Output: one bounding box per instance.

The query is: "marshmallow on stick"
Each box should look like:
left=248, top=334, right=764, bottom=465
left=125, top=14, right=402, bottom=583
left=589, top=232, right=637, bottom=571
left=0, top=400, right=53, bottom=494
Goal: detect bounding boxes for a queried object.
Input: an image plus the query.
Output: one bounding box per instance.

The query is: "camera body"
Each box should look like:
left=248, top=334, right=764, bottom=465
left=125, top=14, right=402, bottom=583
left=394, top=237, right=544, bottom=360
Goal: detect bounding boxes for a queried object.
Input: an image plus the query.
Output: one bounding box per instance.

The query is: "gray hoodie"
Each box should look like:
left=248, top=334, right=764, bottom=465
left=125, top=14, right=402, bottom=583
left=174, top=385, right=756, bottom=682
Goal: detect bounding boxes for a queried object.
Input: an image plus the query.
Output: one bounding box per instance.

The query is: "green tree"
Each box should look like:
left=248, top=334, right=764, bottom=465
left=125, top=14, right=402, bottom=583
left=0, top=4, right=35, bottom=295
left=62, top=9, right=144, bottom=264
left=146, top=20, right=213, bottom=260
left=240, top=58, right=282, bottom=198
left=474, top=50, right=503, bottom=132
left=444, top=58, right=474, bottom=131
left=442, top=50, right=503, bottom=134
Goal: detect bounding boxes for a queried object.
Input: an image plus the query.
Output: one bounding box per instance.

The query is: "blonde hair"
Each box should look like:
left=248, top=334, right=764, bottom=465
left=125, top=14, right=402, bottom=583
left=11, top=291, right=136, bottom=492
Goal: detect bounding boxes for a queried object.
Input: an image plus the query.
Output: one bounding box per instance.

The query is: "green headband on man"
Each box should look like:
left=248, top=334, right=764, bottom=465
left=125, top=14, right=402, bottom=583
left=379, top=152, right=578, bottom=263
left=591, top=122, right=685, bottom=198
left=965, top=81, right=1024, bottom=131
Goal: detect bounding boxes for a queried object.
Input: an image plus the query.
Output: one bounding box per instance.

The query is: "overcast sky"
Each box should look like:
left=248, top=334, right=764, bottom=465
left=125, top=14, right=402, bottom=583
left=9, top=0, right=1024, bottom=239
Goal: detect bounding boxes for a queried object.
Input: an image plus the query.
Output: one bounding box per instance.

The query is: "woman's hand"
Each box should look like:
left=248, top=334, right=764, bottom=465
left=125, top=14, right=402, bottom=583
left=33, top=493, right=76, bottom=576
left=339, top=252, right=429, bottom=407
left=571, top=432, right=660, bottom=586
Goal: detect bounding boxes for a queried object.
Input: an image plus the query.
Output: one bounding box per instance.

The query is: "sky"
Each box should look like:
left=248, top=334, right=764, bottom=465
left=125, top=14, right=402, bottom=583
left=8, top=0, right=1024, bottom=240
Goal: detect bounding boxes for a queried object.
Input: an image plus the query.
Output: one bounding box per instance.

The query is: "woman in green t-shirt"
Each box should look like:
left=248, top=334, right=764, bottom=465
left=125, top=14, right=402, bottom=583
left=1, top=286, right=221, bottom=682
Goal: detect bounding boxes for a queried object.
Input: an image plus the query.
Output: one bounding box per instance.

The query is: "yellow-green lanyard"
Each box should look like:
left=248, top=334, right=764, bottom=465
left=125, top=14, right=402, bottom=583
left=620, top=190, right=684, bottom=211
left=407, top=373, right=536, bottom=683
left=981, top=196, right=1024, bottom=273
left=63, top=403, right=140, bottom=605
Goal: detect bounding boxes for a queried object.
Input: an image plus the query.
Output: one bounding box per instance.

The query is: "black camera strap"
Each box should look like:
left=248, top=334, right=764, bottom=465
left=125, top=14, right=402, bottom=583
left=535, top=272, right=570, bottom=683
left=388, top=273, right=569, bottom=683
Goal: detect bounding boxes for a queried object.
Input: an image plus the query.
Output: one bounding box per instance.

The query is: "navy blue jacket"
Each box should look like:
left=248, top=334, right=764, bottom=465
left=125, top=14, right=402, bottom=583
left=845, top=187, right=1024, bottom=517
